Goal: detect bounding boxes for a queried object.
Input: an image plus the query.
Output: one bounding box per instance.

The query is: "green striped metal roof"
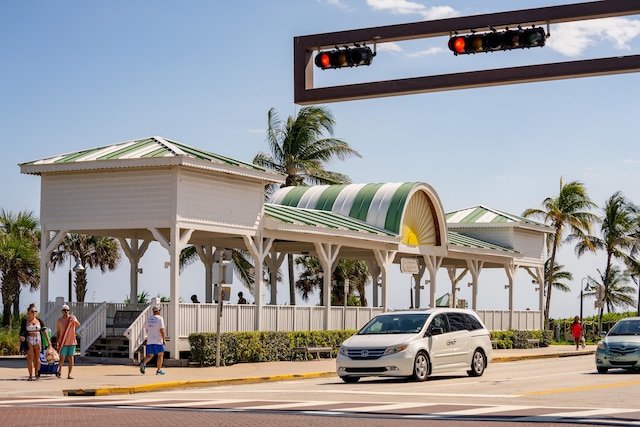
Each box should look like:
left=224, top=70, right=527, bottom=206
left=447, top=231, right=520, bottom=254
left=264, top=204, right=396, bottom=237
left=21, top=136, right=269, bottom=173
left=270, top=183, right=421, bottom=234
left=446, top=205, right=545, bottom=227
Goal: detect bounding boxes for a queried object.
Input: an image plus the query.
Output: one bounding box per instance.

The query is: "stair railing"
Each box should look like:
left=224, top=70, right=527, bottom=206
left=75, top=302, right=108, bottom=356
left=124, top=304, right=153, bottom=361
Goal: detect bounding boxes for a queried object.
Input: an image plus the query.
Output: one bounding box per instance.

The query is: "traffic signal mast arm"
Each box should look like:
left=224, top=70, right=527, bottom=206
left=294, top=2, right=640, bottom=104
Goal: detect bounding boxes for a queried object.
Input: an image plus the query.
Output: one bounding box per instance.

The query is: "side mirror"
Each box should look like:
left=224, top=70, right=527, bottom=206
left=428, top=327, right=444, bottom=336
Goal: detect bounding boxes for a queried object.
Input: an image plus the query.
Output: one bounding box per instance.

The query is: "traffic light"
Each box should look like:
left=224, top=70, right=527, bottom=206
left=315, top=46, right=375, bottom=69
left=448, top=27, right=546, bottom=55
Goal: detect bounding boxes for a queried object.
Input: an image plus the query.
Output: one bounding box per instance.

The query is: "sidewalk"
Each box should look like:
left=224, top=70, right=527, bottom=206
left=0, top=345, right=595, bottom=398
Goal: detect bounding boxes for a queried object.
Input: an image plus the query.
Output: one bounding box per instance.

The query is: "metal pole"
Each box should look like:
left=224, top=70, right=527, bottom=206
left=68, top=265, right=72, bottom=302
left=636, top=276, right=640, bottom=317
left=215, top=256, right=224, bottom=368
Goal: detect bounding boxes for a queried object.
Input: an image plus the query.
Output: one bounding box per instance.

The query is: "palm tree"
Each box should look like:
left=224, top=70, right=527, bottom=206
left=295, top=256, right=370, bottom=306
left=254, top=106, right=361, bottom=305
left=522, top=179, right=598, bottom=329
left=584, top=266, right=637, bottom=313
left=545, top=259, right=573, bottom=294
left=49, top=234, right=121, bottom=302
left=179, top=246, right=257, bottom=298
left=575, top=191, right=640, bottom=327
left=0, top=210, right=40, bottom=326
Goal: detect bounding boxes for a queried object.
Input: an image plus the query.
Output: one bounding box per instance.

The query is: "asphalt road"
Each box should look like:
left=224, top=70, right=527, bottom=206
left=2, top=354, right=639, bottom=426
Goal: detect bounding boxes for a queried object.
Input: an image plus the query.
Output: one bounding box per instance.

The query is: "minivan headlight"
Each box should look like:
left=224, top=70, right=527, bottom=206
left=339, top=346, right=349, bottom=357
left=383, top=344, right=408, bottom=355
left=597, top=341, right=606, bottom=350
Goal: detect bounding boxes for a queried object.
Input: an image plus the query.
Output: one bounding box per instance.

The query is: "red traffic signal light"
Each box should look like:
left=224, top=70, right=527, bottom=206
left=315, top=46, right=375, bottom=69
left=448, top=27, right=546, bottom=55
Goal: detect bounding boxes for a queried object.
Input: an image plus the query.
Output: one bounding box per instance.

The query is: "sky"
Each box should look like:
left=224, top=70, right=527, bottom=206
left=1, top=1, right=640, bottom=320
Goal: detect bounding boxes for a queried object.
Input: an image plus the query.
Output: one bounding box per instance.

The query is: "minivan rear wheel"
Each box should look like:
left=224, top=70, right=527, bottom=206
left=467, top=349, right=486, bottom=377
left=412, top=351, right=429, bottom=381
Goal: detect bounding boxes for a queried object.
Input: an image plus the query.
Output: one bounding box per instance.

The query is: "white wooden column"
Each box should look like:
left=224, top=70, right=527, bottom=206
left=465, top=259, right=484, bottom=310
left=149, top=227, right=193, bottom=360
left=314, top=243, right=341, bottom=330
left=194, top=242, right=216, bottom=303
left=504, top=263, right=517, bottom=330
left=447, top=267, right=469, bottom=308
left=265, top=248, right=286, bottom=305
left=373, top=249, right=397, bottom=311
left=423, top=255, right=443, bottom=309
left=40, top=229, right=67, bottom=315
left=118, top=237, right=150, bottom=308
left=244, top=234, right=274, bottom=330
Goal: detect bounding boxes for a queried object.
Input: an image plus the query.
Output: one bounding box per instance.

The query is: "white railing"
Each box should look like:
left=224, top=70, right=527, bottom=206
left=477, top=309, right=542, bottom=331
left=123, top=304, right=159, bottom=361
left=75, top=302, right=108, bottom=356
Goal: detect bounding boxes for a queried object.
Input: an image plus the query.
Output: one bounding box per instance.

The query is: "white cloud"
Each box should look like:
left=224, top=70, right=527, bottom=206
left=624, top=158, right=640, bottom=165
left=548, top=18, right=640, bottom=57
left=406, top=46, right=444, bottom=57
left=366, top=0, right=458, bottom=20
left=376, top=42, right=404, bottom=53
left=318, top=0, right=348, bottom=9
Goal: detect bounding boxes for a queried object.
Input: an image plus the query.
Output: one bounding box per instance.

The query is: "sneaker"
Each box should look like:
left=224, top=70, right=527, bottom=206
left=156, top=369, right=166, bottom=375
left=139, top=362, right=146, bottom=374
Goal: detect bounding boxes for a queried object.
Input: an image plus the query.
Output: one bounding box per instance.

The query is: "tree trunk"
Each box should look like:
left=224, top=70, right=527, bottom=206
left=75, top=271, right=87, bottom=302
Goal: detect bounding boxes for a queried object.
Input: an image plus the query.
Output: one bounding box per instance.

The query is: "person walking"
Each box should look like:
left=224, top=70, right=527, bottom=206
left=56, top=304, right=81, bottom=379
left=139, top=305, right=166, bottom=375
left=571, top=316, right=583, bottom=350
left=20, top=303, right=44, bottom=381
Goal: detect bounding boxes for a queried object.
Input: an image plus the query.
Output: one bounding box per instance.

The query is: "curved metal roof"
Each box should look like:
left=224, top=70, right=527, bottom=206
left=270, top=182, right=446, bottom=247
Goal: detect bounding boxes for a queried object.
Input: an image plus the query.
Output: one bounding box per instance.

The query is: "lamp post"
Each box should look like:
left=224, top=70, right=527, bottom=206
left=68, top=254, right=85, bottom=302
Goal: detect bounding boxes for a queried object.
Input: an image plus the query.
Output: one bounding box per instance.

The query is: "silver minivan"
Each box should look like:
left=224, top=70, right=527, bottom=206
left=336, top=308, right=493, bottom=383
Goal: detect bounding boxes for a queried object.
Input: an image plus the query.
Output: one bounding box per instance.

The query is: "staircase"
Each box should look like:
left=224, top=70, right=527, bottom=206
left=84, top=336, right=130, bottom=359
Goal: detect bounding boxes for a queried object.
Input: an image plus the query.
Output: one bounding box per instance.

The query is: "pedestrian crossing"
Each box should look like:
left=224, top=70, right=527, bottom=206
left=2, top=396, right=640, bottom=425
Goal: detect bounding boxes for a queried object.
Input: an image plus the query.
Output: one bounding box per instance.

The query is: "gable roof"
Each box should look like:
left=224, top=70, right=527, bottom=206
left=446, top=205, right=551, bottom=232
left=20, top=136, right=285, bottom=183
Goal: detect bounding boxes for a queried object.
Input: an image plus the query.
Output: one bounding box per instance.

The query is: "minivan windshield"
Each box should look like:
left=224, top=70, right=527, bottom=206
left=358, top=313, right=429, bottom=335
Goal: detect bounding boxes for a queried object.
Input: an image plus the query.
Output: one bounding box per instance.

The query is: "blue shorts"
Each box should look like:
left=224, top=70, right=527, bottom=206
left=60, top=345, right=76, bottom=357
left=146, top=344, right=165, bottom=355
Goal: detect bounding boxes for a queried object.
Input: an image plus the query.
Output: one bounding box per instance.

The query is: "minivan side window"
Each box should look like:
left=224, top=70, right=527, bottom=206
left=465, top=314, right=484, bottom=330
left=428, top=314, right=449, bottom=334
left=447, top=313, right=468, bottom=332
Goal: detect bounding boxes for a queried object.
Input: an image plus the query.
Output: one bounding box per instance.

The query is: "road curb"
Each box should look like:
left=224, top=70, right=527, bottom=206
left=63, top=371, right=336, bottom=396
left=492, top=350, right=594, bottom=363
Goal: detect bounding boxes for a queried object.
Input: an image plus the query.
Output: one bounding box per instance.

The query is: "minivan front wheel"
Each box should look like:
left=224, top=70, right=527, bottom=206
left=412, top=351, right=429, bottom=381
left=467, top=349, right=486, bottom=377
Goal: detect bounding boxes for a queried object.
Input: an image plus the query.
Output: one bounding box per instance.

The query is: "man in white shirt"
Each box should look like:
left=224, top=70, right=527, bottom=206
left=139, top=306, right=166, bottom=375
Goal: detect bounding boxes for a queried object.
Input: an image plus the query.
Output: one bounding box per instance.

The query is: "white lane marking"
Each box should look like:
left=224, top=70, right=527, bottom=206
left=433, top=405, right=532, bottom=416
left=349, top=402, right=438, bottom=412
left=544, top=407, right=640, bottom=417
left=245, top=401, right=343, bottom=410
